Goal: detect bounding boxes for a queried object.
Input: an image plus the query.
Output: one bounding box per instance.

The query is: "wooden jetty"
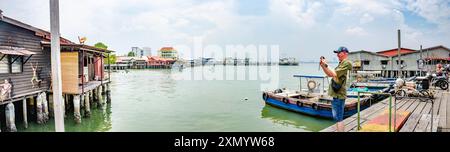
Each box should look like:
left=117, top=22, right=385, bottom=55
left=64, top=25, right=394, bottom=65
left=321, top=89, right=449, bottom=132
left=0, top=12, right=112, bottom=132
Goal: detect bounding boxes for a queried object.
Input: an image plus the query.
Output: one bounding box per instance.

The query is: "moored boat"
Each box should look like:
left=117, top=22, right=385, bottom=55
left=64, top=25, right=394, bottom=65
left=262, top=75, right=391, bottom=119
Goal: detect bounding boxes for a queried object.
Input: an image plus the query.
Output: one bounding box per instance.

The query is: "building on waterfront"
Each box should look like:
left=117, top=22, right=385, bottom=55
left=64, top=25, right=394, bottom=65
left=348, top=46, right=450, bottom=78
left=131, top=47, right=152, bottom=58
left=158, top=47, right=178, bottom=60
left=147, top=56, right=175, bottom=68
left=143, top=47, right=152, bottom=57
left=114, top=56, right=148, bottom=69
left=0, top=10, right=113, bottom=131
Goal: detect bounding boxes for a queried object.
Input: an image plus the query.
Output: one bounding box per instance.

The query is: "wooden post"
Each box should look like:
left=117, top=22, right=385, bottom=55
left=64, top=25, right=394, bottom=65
left=106, top=83, right=111, bottom=103
left=84, top=92, right=91, bottom=117
left=62, top=95, right=66, bottom=118
left=42, top=92, right=49, bottom=123
left=73, top=95, right=81, bottom=124
left=397, top=29, right=402, bottom=78
left=23, top=98, right=28, bottom=129
left=102, top=84, right=107, bottom=104
left=89, top=90, right=95, bottom=108
left=50, top=0, right=65, bottom=132
left=48, top=94, right=54, bottom=118
left=98, top=85, right=105, bottom=109
left=36, top=93, right=44, bottom=124
left=5, top=103, right=17, bottom=132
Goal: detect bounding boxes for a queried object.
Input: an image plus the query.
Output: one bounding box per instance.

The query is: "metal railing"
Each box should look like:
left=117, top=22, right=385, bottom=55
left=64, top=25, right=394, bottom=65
left=357, top=91, right=395, bottom=132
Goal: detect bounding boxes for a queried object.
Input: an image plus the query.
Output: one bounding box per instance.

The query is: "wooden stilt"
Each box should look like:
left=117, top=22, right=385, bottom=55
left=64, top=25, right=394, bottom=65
left=73, top=94, right=81, bottom=124
left=62, top=95, right=66, bottom=118
left=89, top=90, right=95, bottom=108
left=36, top=93, right=44, bottom=124
left=23, top=98, right=28, bottom=129
left=98, top=85, right=105, bottom=109
left=84, top=92, right=91, bottom=117
left=42, top=92, right=49, bottom=123
left=48, top=94, right=54, bottom=118
left=5, top=103, right=17, bottom=132
left=106, top=83, right=111, bottom=103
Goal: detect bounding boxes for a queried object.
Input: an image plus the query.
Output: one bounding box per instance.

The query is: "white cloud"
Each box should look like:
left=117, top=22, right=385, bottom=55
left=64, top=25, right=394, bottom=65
left=360, top=13, right=374, bottom=24
left=0, top=0, right=449, bottom=60
left=404, top=0, right=450, bottom=32
left=335, top=0, right=400, bottom=15
left=345, top=26, right=368, bottom=36
left=269, top=0, right=324, bottom=28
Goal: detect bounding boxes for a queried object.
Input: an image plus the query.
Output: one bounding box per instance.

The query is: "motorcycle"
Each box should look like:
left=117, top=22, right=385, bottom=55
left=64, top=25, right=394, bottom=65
left=430, top=73, right=448, bottom=90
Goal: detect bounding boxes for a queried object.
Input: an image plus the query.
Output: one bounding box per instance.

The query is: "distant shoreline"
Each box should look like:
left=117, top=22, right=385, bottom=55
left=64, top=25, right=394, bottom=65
left=299, top=61, right=339, bottom=64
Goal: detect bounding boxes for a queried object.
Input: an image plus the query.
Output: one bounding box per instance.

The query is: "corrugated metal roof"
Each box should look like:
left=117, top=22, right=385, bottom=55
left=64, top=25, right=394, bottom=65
left=0, top=46, right=37, bottom=55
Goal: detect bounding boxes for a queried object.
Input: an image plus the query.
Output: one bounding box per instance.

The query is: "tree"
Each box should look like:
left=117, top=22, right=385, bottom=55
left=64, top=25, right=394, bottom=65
left=106, top=54, right=116, bottom=64
left=94, top=42, right=115, bottom=64
left=127, top=51, right=135, bottom=57
left=94, top=42, right=108, bottom=49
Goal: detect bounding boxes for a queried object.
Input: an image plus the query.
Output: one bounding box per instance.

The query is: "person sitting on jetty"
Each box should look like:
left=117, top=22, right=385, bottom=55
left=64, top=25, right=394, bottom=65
left=320, top=46, right=352, bottom=132
left=436, top=63, right=444, bottom=76
left=0, top=79, right=12, bottom=102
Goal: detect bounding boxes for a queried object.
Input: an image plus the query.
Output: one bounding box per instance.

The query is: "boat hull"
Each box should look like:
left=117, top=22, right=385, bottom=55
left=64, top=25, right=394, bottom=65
left=264, top=97, right=368, bottom=119
left=262, top=87, right=391, bottom=119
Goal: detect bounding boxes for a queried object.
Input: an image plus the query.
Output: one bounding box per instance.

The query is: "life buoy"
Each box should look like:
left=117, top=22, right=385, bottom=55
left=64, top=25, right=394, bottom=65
left=282, top=98, right=289, bottom=104
left=312, top=103, right=319, bottom=110
left=262, top=92, right=268, bottom=101
left=296, top=101, right=303, bottom=107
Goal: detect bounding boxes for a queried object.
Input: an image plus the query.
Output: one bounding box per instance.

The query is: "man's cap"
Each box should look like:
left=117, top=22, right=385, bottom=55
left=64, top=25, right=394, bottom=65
left=334, top=46, right=349, bottom=53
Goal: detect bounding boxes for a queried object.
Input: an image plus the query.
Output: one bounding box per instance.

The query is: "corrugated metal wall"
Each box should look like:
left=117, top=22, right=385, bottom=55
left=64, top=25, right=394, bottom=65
left=0, top=21, right=50, bottom=100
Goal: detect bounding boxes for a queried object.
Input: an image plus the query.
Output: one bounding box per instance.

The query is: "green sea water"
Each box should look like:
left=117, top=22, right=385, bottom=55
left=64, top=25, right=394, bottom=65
left=18, top=63, right=337, bottom=132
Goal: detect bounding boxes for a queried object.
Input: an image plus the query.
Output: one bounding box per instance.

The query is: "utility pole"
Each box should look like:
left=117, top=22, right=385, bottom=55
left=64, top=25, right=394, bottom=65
left=420, top=45, right=423, bottom=76
left=50, top=0, right=64, bottom=132
left=397, top=29, right=402, bottom=78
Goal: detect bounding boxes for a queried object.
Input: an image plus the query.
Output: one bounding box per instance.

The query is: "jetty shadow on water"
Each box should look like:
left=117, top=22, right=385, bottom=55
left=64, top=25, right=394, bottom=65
left=18, top=104, right=112, bottom=132
left=261, top=105, right=334, bottom=132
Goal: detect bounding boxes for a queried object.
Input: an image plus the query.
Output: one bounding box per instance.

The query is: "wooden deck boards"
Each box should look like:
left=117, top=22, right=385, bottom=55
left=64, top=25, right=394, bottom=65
left=321, top=89, right=449, bottom=132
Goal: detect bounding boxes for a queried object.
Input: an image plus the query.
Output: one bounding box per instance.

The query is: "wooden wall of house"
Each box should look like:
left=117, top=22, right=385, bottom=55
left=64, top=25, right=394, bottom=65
left=61, top=52, right=79, bottom=94
left=0, top=21, right=51, bottom=99
left=94, top=56, right=104, bottom=80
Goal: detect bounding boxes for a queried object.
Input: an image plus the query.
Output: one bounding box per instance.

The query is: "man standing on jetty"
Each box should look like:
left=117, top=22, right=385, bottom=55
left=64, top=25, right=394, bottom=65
left=320, top=46, right=352, bottom=132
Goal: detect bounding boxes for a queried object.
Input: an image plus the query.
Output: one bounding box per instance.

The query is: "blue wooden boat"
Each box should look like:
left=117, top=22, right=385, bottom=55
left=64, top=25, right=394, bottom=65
left=262, top=75, right=391, bottom=119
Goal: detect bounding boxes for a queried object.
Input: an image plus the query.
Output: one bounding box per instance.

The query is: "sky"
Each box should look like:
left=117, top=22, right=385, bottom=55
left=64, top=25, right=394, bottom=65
left=1, top=0, right=450, bottom=61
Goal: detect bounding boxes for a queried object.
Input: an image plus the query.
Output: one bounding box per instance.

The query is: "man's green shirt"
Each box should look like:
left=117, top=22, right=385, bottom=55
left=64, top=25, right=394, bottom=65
left=328, top=59, right=352, bottom=99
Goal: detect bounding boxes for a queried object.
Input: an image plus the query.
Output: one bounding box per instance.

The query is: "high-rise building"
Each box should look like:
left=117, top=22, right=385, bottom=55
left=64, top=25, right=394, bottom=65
left=143, top=47, right=152, bottom=56
left=132, top=47, right=153, bottom=58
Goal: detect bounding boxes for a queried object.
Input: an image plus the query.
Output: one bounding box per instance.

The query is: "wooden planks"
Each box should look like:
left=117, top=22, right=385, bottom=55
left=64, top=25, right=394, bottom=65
left=321, top=90, right=449, bottom=132
left=61, top=52, right=79, bottom=94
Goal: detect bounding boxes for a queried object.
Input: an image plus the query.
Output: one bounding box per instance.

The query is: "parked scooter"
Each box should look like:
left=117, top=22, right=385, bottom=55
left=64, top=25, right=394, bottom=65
left=430, top=72, right=448, bottom=90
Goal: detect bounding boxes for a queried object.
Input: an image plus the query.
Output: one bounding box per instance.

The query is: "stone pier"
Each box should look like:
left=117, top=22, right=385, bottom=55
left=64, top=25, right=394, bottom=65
left=106, top=83, right=111, bottom=103
left=5, top=103, right=17, bottom=132
left=73, top=94, right=81, bottom=124
left=84, top=92, right=91, bottom=117
left=23, top=98, right=28, bottom=129
left=36, top=94, right=44, bottom=124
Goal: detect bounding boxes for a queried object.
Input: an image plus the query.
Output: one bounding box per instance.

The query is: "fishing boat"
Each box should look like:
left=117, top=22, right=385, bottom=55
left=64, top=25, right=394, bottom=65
left=262, top=75, right=391, bottom=119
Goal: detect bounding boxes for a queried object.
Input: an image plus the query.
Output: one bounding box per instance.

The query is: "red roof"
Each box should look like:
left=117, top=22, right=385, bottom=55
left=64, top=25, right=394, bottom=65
left=376, top=48, right=417, bottom=57
left=147, top=56, right=175, bottom=62
left=160, top=47, right=175, bottom=51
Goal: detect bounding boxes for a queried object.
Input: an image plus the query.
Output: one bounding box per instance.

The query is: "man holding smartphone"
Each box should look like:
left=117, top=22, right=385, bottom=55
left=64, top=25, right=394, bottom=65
left=320, top=46, right=352, bottom=132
